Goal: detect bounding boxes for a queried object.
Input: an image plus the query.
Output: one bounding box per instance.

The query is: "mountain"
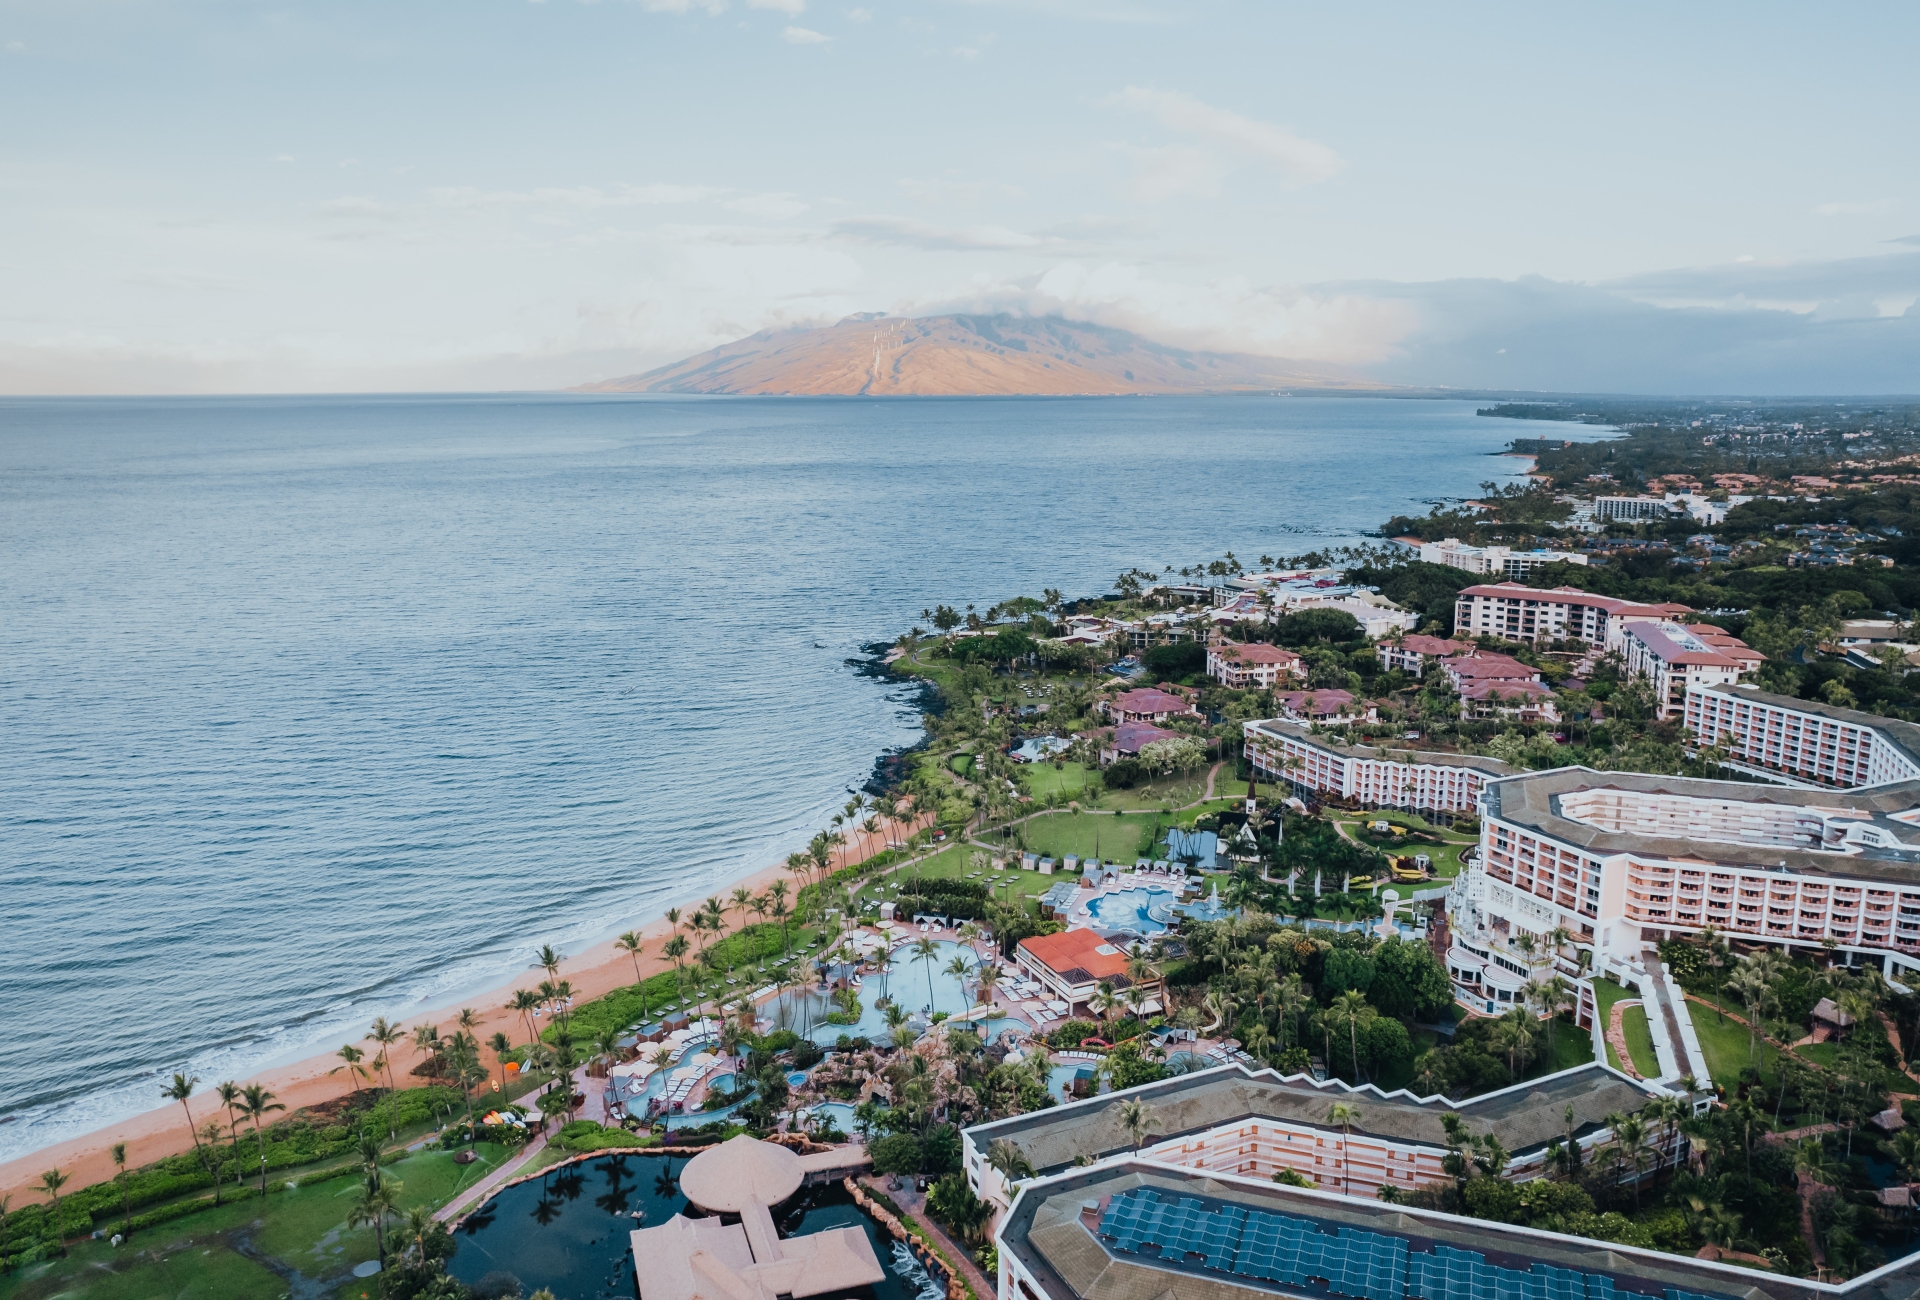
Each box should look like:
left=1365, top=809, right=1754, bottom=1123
left=571, top=313, right=1369, bottom=396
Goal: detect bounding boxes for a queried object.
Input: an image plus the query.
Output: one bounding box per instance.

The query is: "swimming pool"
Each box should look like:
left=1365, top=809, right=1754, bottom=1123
left=1084, top=885, right=1175, bottom=935
left=797, top=1101, right=859, bottom=1135
left=766, top=940, right=983, bottom=1043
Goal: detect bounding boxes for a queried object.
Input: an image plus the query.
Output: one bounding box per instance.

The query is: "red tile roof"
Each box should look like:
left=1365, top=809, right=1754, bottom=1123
left=1386, top=635, right=1471, bottom=656
left=1018, top=928, right=1135, bottom=984
left=1113, top=688, right=1193, bottom=715
left=1110, top=721, right=1179, bottom=755
left=1217, top=642, right=1301, bottom=665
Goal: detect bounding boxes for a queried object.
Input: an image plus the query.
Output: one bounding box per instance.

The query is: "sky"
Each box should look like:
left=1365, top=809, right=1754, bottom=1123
left=2, top=1, right=1917, bottom=395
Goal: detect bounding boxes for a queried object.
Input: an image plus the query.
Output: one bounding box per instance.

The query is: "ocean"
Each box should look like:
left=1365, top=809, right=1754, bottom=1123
left=0, top=393, right=1588, bottom=1163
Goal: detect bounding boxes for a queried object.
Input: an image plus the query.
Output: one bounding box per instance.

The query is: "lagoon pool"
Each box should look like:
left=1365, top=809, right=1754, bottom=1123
left=766, top=940, right=982, bottom=1043
left=1084, top=885, right=1175, bottom=935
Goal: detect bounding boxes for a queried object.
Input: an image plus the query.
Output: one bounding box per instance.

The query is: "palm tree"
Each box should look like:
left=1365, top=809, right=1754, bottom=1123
left=1090, top=981, right=1119, bottom=1028
left=487, top=1031, right=515, bottom=1094
left=412, top=1023, right=443, bottom=1079
left=216, top=1080, right=246, bottom=1190
left=945, top=955, right=974, bottom=1006
left=701, top=896, right=726, bottom=953
left=912, top=937, right=940, bottom=1011
left=730, top=886, right=754, bottom=945
left=976, top=962, right=1004, bottom=1008
left=1329, top=990, right=1370, bottom=1081
left=349, top=1176, right=400, bottom=1263
left=163, top=1073, right=218, bottom=1205
left=987, top=1138, right=1035, bottom=1188
left=769, top=881, right=792, bottom=954
left=1643, top=1095, right=1685, bottom=1174
left=506, top=988, right=542, bottom=1048
left=1327, top=1102, right=1362, bottom=1195
left=1117, top=1098, right=1159, bottom=1153
left=112, top=1142, right=133, bottom=1237
left=456, top=1007, right=481, bottom=1035
left=1609, top=1112, right=1651, bottom=1210
left=747, top=894, right=772, bottom=967
left=240, top=1084, right=286, bottom=1196
left=38, top=1168, right=68, bottom=1221
left=664, top=933, right=691, bottom=1002
left=367, top=1018, right=403, bottom=1093
left=538, top=943, right=563, bottom=985
left=331, top=1045, right=370, bottom=1095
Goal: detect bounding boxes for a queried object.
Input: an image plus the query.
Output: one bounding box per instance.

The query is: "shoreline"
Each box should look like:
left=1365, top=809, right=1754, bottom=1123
left=0, top=812, right=923, bottom=1204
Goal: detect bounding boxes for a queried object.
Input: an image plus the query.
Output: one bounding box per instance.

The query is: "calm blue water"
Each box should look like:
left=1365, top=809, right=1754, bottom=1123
left=0, top=392, right=1596, bottom=1165
left=1085, top=885, right=1176, bottom=935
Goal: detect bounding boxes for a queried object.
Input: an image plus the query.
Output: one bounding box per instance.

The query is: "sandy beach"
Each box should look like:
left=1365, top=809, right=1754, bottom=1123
left=0, top=814, right=926, bottom=1204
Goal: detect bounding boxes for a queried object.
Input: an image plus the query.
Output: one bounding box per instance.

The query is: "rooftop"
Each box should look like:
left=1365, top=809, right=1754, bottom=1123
left=1484, top=765, right=1920, bottom=883
left=998, top=1161, right=1886, bottom=1300
left=680, top=1134, right=805, bottom=1212
left=965, top=1062, right=1656, bottom=1174
left=1245, top=718, right=1514, bottom=776
left=632, top=1196, right=884, bottom=1300
left=1019, top=927, right=1138, bottom=986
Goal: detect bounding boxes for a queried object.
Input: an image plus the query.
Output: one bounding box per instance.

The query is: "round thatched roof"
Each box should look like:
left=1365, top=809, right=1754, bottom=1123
left=679, top=1134, right=804, bottom=1212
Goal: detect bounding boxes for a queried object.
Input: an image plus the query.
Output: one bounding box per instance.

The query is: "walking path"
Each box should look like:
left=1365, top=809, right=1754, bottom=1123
left=435, top=1131, right=550, bottom=1223
left=865, top=1175, right=994, bottom=1300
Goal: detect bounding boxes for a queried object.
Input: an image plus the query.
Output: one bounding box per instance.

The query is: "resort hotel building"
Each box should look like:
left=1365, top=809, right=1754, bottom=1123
left=1451, top=750, right=1920, bottom=1048
left=1450, top=582, right=1691, bottom=645
left=964, top=1061, right=1666, bottom=1212
left=1685, top=681, right=1920, bottom=789
left=1243, top=718, right=1509, bottom=815
left=990, top=1156, right=1850, bottom=1300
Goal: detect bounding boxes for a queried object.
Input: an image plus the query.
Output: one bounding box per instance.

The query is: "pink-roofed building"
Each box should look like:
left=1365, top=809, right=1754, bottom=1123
left=1206, top=641, right=1303, bottom=689
left=1615, top=620, right=1758, bottom=718
left=1274, top=689, right=1374, bottom=724
left=1437, top=652, right=1541, bottom=693
left=1376, top=634, right=1473, bottom=676
left=1103, top=687, right=1199, bottom=723
left=1452, top=582, right=1693, bottom=645
left=1099, top=720, right=1181, bottom=766
left=1459, top=678, right=1561, bottom=723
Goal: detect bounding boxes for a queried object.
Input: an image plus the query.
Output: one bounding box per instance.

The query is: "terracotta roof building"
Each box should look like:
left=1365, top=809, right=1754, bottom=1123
left=1205, top=641, right=1303, bottom=690
left=1015, top=928, right=1158, bottom=1012
left=1452, top=582, right=1691, bottom=645
left=1104, top=688, right=1198, bottom=724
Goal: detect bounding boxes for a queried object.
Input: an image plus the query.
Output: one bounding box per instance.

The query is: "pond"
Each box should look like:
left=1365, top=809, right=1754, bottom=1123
left=768, top=941, right=983, bottom=1042
left=449, top=1152, right=937, bottom=1300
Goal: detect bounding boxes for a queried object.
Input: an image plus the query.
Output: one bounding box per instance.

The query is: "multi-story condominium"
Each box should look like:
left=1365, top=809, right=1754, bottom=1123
left=1685, top=682, right=1920, bottom=789
left=964, top=1061, right=1665, bottom=1211
left=1612, top=620, right=1756, bottom=718
left=1372, top=634, right=1471, bottom=675
left=1451, top=582, right=1690, bottom=645
left=1418, top=537, right=1589, bottom=579
left=1244, top=718, right=1509, bottom=813
left=994, top=1157, right=1830, bottom=1300
left=1205, top=640, right=1303, bottom=689
left=1462, top=765, right=1920, bottom=985
left=1592, top=494, right=1675, bottom=520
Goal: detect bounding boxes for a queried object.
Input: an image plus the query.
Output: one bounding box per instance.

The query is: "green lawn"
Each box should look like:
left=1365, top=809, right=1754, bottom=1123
left=1688, top=996, right=1782, bottom=1090
left=1539, top=1016, right=1596, bottom=1073
left=1022, top=760, right=1089, bottom=801
left=0, top=1144, right=514, bottom=1300
left=1796, top=1041, right=1841, bottom=1069
left=1590, top=976, right=1638, bottom=1073
left=948, top=753, right=974, bottom=777
left=1620, top=1005, right=1661, bottom=1079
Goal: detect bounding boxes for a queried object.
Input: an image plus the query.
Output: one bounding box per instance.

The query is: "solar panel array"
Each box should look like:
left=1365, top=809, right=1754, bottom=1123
left=1094, top=1190, right=1735, bottom=1300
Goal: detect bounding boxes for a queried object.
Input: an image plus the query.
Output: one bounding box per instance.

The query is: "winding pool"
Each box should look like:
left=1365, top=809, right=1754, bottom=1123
left=1084, top=885, right=1175, bottom=935
left=766, top=940, right=983, bottom=1043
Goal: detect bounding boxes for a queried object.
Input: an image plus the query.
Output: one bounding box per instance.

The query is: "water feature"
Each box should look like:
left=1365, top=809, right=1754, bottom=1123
left=1085, top=885, right=1176, bottom=935
left=450, top=1153, right=925, bottom=1300
left=768, top=940, right=981, bottom=1042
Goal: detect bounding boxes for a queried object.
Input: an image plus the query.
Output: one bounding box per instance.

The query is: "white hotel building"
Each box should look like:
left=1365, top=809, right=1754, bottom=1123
left=1451, top=582, right=1690, bottom=645
left=1453, top=760, right=1920, bottom=1012
left=1686, top=681, right=1920, bottom=789
left=1243, top=718, right=1510, bottom=814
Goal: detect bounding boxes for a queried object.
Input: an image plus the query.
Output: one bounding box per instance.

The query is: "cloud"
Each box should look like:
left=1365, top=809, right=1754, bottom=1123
left=829, top=215, right=1048, bottom=250
left=1602, top=249, right=1920, bottom=321
left=428, top=183, right=726, bottom=210
left=640, top=0, right=728, bottom=12
left=844, top=6, right=871, bottom=18
left=901, top=262, right=1411, bottom=366
left=782, top=24, right=830, bottom=42
left=1107, top=86, right=1343, bottom=184
left=1117, top=143, right=1223, bottom=203
left=723, top=192, right=810, bottom=219
left=896, top=176, right=1025, bottom=206
left=749, top=0, right=806, bottom=11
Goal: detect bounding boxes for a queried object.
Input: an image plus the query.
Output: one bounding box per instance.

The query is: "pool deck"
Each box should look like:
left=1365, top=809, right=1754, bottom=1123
left=1060, top=869, right=1196, bottom=935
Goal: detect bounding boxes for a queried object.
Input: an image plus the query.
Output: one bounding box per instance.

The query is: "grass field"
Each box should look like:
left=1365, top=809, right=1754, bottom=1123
left=1021, top=760, right=1090, bottom=801
left=0, top=1143, right=515, bottom=1300
left=1687, top=996, right=1783, bottom=1089
left=1619, top=1004, right=1660, bottom=1078
left=1590, top=977, right=1637, bottom=1073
